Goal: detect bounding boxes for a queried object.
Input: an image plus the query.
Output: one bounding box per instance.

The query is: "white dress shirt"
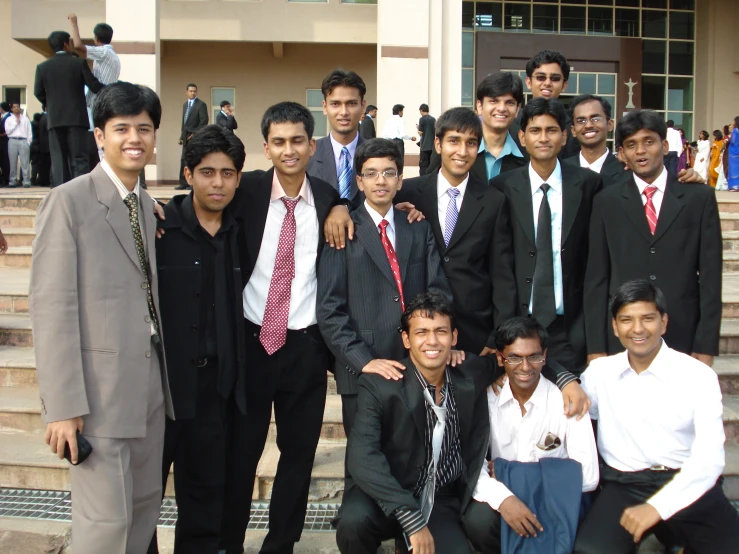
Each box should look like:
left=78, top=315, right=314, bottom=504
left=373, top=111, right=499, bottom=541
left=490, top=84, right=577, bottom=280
left=578, top=150, right=609, bottom=174
left=633, top=165, right=668, bottom=218
left=85, top=44, right=120, bottom=107
left=382, top=115, right=413, bottom=141
left=580, top=342, right=726, bottom=520
left=666, top=127, right=682, bottom=153
left=330, top=132, right=360, bottom=176
left=529, top=162, right=564, bottom=315
left=472, top=378, right=599, bottom=510
left=243, top=172, right=319, bottom=330
left=4, top=114, right=32, bottom=145
left=363, top=201, right=396, bottom=250
left=436, top=172, right=468, bottom=240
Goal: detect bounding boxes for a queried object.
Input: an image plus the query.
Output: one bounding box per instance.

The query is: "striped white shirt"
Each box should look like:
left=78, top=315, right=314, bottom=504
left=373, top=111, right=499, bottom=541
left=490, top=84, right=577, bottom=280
left=85, top=44, right=120, bottom=108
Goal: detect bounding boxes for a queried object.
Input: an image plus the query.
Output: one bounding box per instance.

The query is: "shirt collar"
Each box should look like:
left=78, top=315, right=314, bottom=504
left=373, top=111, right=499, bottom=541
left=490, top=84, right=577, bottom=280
left=529, top=160, right=562, bottom=195
left=270, top=170, right=314, bottom=207
left=220, top=110, right=227, bottom=116
left=479, top=132, right=524, bottom=159
left=633, top=165, right=668, bottom=196
left=330, top=131, right=360, bottom=161
left=579, top=150, right=610, bottom=173
left=181, top=192, right=236, bottom=235
left=100, top=159, right=141, bottom=200
left=437, top=170, right=469, bottom=201
left=618, top=339, right=670, bottom=379
left=497, top=374, right=547, bottom=409
left=363, top=200, right=395, bottom=233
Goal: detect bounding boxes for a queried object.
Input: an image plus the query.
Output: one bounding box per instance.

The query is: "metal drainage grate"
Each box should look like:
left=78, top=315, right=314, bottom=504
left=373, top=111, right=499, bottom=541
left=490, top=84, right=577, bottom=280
left=0, top=489, right=339, bottom=531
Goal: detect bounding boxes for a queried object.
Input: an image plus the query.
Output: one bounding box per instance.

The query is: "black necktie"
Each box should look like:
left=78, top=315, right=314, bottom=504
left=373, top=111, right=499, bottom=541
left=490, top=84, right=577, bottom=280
left=533, top=183, right=556, bottom=328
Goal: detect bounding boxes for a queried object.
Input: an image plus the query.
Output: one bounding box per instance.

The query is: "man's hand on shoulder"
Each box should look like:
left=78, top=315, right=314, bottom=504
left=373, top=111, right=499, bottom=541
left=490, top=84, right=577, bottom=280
left=620, top=503, right=662, bottom=543
left=362, top=359, right=406, bottom=380
left=45, top=416, right=84, bottom=463
left=448, top=350, right=465, bottom=367
left=324, top=205, right=353, bottom=249
left=409, top=526, right=435, bottom=554
left=691, top=353, right=714, bottom=367
left=499, top=496, right=544, bottom=538
left=677, top=167, right=705, bottom=184
left=562, top=381, right=590, bottom=421
left=395, top=202, right=425, bottom=223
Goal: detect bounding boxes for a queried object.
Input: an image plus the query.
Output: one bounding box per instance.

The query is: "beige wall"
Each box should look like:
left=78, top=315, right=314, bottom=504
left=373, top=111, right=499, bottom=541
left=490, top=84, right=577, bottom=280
left=11, top=0, right=104, bottom=41
left=159, top=40, right=377, bottom=180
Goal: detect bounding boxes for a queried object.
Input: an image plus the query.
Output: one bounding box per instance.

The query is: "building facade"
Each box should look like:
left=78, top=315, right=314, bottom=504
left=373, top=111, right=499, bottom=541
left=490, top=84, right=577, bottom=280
left=2, top=0, right=737, bottom=182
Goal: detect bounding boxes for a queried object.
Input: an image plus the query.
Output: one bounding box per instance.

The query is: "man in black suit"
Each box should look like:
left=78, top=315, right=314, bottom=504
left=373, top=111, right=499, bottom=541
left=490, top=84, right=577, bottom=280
left=0, top=103, right=10, bottom=186
left=317, top=138, right=451, bottom=437
left=396, top=107, right=517, bottom=356
left=218, top=102, right=340, bottom=554
left=215, top=101, right=237, bottom=132
left=177, top=83, right=208, bottom=190
left=417, top=104, right=436, bottom=176
left=360, top=105, right=377, bottom=140
left=584, top=110, right=722, bottom=367
left=37, top=109, right=51, bottom=187
left=307, top=69, right=366, bottom=204
left=33, top=31, right=104, bottom=187
left=427, top=72, right=528, bottom=182
left=490, top=98, right=603, bottom=374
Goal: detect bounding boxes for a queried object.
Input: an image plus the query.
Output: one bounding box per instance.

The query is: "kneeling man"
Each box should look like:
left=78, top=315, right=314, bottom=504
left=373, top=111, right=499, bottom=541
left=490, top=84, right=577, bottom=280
left=575, top=280, right=739, bottom=554
left=463, top=316, right=599, bottom=553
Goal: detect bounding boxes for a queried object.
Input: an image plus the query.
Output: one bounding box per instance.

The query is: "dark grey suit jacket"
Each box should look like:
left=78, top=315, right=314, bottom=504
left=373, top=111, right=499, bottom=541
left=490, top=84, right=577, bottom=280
left=307, top=133, right=365, bottom=202
left=215, top=111, right=237, bottom=131
left=359, top=116, right=376, bottom=140
left=317, top=205, right=451, bottom=395
left=180, top=98, right=209, bottom=141
left=564, top=152, right=628, bottom=188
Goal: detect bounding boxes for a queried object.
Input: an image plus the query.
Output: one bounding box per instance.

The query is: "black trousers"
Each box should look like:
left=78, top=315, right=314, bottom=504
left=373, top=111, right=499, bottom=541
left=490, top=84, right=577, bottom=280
left=419, top=150, right=432, bottom=176
left=48, top=126, right=89, bottom=187
left=392, top=138, right=405, bottom=161
left=574, top=465, right=739, bottom=554
left=37, top=152, right=51, bottom=187
left=0, top=137, right=9, bottom=184
left=461, top=498, right=503, bottom=554
left=664, top=151, right=679, bottom=177
left=147, top=362, right=228, bottom=554
left=335, top=485, right=473, bottom=554
left=219, top=321, right=329, bottom=554
left=546, top=315, right=586, bottom=375
left=340, top=393, right=357, bottom=439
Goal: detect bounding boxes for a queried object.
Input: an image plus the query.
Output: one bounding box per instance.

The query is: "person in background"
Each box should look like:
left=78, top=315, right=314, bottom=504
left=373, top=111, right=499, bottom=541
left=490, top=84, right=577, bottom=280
left=215, top=101, right=238, bottom=133
left=677, top=129, right=688, bottom=173
left=708, top=130, right=724, bottom=188
left=382, top=104, right=416, bottom=160
left=728, top=118, right=739, bottom=191
left=4, top=103, right=33, bottom=188
left=693, top=130, right=710, bottom=182
left=417, top=104, right=436, bottom=176
left=37, top=108, right=51, bottom=187
left=664, top=120, right=681, bottom=177
left=30, top=113, right=41, bottom=186
left=360, top=105, right=377, bottom=140
left=177, top=84, right=209, bottom=190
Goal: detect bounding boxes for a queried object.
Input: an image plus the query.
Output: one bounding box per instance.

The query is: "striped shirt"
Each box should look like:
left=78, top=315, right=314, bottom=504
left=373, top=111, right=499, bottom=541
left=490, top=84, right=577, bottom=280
left=85, top=44, right=120, bottom=108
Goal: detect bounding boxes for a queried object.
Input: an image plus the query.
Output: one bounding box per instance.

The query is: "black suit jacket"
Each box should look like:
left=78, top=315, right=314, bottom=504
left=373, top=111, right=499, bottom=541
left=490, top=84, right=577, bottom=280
left=564, top=152, right=628, bottom=188
left=584, top=175, right=722, bottom=356
left=490, top=164, right=603, bottom=364
left=307, top=133, right=365, bottom=202
left=215, top=111, right=238, bottom=131
left=34, top=52, right=104, bottom=130
left=395, top=172, right=517, bottom=353
left=317, top=206, right=452, bottom=395
left=360, top=117, right=376, bottom=140
left=180, top=98, right=209, bottom=141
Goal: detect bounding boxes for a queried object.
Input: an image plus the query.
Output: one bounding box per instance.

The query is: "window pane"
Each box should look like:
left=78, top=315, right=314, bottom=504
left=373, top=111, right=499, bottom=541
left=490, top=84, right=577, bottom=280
left=306, top=89, right=323, bottom=108
left=520, top=71, right=531, bottom=92
left=311, top=110, right=327, bottom=137
left=588, top=7, right=613, bottom=36
left=616, top=0, right=639, bottom=6
left=211, top=88, right=234, bottom=106
left=670, top=0, right=694, bottom=9
left=462, top=1, right=474, bottom=30
left=589, top=0, right=613, bottom=5
left=288, top=0, right=327, bottom=2
left=642, top=0, right=667, bottom=8
left=505, top=3, right=531, bottom=32
left=475, top=2, right=502, bottom=31
left=602, top=96, right=617, bottom=117
left=598, top=74, right=616, bottom=95
left=533, top=5, right=558, bottom=33
left=462, top=32, right=474, bottom=68
left=642, top=76, right=666, bottom=110
left=669, top=11, right=694, bottom=40
left=669, top=41, right=693, bottom=75
left=579, top=73, right=597, bottom=94
left=642, top=10, right=667, bottom=38
left=462, top=69, right=475, bottom=107
left=567, top=0, right=586, bottom=4
left=642, top=40, right=666, bottom=74
left=668, top=77, right=693, bottom=111
left=667, top=112, right=692, bottom=137
left=615, top=8, right=639, bottom=37
left=561, top=6, right=586, bottom=34
left=341, top=0, right=377, bottom=3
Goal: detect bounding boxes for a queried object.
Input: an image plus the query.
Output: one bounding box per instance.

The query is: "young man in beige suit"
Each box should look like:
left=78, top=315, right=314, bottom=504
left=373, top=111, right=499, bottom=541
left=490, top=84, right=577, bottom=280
left=30, top=82, right=174, bottom=554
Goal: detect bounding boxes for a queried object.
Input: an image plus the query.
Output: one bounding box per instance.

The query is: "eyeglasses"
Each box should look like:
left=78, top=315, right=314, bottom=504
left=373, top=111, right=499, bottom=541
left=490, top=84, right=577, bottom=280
left=501, top=354, right=545, bottom=365
left=360, top=170, right=399, bottom=180
left=575, top=116, right=607, bottom=126
left=533, top=74, right=563, bottom=83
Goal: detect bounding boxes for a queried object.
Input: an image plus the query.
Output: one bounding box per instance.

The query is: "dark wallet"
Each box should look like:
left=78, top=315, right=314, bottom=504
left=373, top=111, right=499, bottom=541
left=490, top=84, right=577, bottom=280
left=63, top=431, right=93, bottom=466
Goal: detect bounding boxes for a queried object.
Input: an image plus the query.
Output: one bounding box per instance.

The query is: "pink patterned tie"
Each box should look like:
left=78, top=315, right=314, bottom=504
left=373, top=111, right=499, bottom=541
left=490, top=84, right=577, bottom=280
left=260, top=197, right=300, bottom=355
left=379, top=220, right=405, bottom=312
left=643, top=185, right=658, bottom=235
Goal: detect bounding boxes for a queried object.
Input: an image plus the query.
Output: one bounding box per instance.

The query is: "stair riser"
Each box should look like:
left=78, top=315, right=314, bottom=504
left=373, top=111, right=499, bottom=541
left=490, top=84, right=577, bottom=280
left=0, top=329, right=33, bottom=347
left=0, top=214, right=35, bottom=228
left=0, top=198, right=42, bottom=211
left=0, top=367, right=36, bottom=387
left=0, top=295, right=29, bottom=314
left=4, top=234, right=34, bottom=248
left=722, top=219, right=739, bottom=232
left=0, top=254, right=32, bottom=268
left=257, top=476, right=343, bottom=503
left=726, top=420, right=739, bottom=442
left=719, top=203, right=739, bottom=214
left=721, top=337, right=739, bottom=355
left=0, top=412, right=42, bottom=433
left=724, top=239, right=739, bottom=252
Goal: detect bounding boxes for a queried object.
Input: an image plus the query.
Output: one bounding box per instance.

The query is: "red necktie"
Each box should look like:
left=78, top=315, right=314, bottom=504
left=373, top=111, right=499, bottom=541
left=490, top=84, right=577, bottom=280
left=379, top=220, right=405, bottom=312
left=260, top=197, right=299, bottom=355
left=643, top=185, right=658, bottom=235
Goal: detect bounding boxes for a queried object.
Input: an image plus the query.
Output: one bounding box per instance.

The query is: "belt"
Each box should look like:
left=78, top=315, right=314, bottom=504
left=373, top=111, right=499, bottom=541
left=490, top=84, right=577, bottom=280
left=648, top=465, right=677, bottom=472
left=194, top=356, right=217, bottom=368
left=9, top=137, right=27, bottom=140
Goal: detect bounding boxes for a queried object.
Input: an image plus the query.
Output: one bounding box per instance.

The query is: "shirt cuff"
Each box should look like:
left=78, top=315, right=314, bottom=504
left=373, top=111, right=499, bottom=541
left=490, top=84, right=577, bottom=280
left=394, top=508, right=426, bottom=536
left=556, top=371, right=579, bottom=391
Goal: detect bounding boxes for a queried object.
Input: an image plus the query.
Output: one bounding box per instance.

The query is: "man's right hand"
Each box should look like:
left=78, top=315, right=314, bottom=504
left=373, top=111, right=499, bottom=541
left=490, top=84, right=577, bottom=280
left=361, top=359, right=405, bottom=380
left=68, top=13, right=78, bottom=25
left=499, top=496, right=544, bottom=538
left=409, top=526, right=435, bottom=554
left=45, top=417, right=84, bottom=463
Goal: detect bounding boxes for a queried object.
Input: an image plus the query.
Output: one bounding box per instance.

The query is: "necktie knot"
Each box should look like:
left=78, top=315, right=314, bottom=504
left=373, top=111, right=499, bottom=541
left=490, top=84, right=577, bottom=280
left=379, top=219, right=389, bottom=232
left=540, top=183, right=551, bottom=195
left=281, top=197, right=299, bottom=214
left=447, top=187, right=460, bottom=199
left=123, top=192, right=138, bottom=212
left=644, top=185, right=658, bottom=200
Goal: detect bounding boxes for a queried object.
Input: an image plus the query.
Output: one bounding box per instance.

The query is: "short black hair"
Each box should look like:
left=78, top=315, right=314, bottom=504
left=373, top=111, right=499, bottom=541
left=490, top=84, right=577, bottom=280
left=419, top=103, right=429, bottom=112
left=392, top=104, right=404, bottom=115
left=476, top=71, right=524, bottom=105
left=321, top=68, right=366, bottom=100
left=184, top=124, right=245, bottom=173
left=569, top=94, right=612, bottom=121
left=48, top=31, right=71, bottom=52
left=220, top=100, right=231, bottom=108
left=615, top=110, right=666, bottom=149
left=666, top=120, right=674, bottom=128
left=520, top=97, right=567, bottom=132
left=93, top=81, right=162, bottom=130
left=186, top=83, right=197, bottom=90
left=610, top=279, right=667, bottom=318
left=713, top=129, right=724, bottom=141
left=260, top=101, right=315, bottom=141
left=0, top=103, right=9, bottom=112
left=699, top=130, right=708, bottom=140
left=401, top=292, right=456, bottom=334
left=494, top=316, right=548, bottom=352
left=526, top=50, right=570, bottom=81
left=724, top=125, right=731, bottom=136
left=33, top=113, right=41, bottom=123
left=93, top=23, right=113, bottom=45
left=354, top=138, right=403, bottom=176
left=9, top=103, right=19, bottom=109
left=435, top=107, right=482, bottom=142
left=365, top=105, right=377, bottom=114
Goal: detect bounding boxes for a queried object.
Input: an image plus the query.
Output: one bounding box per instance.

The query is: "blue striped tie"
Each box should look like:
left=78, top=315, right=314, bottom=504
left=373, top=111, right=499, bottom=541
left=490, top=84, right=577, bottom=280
left=338, top=146, right=352, bottom=199
left=443, top=188, right=460, bottom=246
left=184, top=100, right=192, bottom=124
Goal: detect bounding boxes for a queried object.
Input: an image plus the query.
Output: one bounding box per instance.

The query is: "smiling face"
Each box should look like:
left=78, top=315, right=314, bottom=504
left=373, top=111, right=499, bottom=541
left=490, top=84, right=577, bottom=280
left=356, top=156, right=402, bottom=214
left=526, top=63, right=568, bottom=99
left=619, top=128, right=668, bottom=183
left=496, top=336, right=546, bottom=394
left=519, top=113, right=567, bottom=163
left=571, top=99, right=613, bottom=150
left=263, top=121, right=316, bottom=180
left=323, top=85, right=365, bottom=139
left=185, top=151, right=240, bottom=214
left=94, top=112, right=156, bottom=179
left=436, top=128, right=479, bottom=183
left=612, top=301, right=667, bottom=364
left=477, top=93, right=520, bottom=134
left=402, top=311, right=457, bottom=374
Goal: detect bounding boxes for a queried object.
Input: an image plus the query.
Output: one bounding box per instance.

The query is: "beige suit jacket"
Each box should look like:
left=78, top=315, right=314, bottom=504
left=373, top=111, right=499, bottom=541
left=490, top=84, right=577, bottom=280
left=30, top=165, right=174, bottom=439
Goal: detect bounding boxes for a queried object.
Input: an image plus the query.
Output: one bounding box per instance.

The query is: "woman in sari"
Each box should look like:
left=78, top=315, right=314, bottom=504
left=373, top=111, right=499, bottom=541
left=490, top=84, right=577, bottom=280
left=709, top=130, right=724, bottom=188
left=728, top=118, right=739, bottom=191
left=677, top=129, right=688, bottom=173
left=694, top=130, right=711, bottom=181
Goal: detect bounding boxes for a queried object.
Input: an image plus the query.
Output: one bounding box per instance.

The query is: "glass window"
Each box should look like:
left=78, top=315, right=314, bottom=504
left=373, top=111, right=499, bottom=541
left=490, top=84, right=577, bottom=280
left=598, top=74, right=616, bottom=95
left=588, top=7, right=613, bottom=36
left=566, top=0, right=586, bottom=4
left=561, top=6, right=586, bottom=34
left=579, top=73, right=597, bottom=94
left=642, top=76, right=666, bottom=110
left=462, top=1, right=475, bottom=30
left=475, top=2, right=502, bottom=31
left=642, top=10, right=667, bottom=38
left=668, top=41, right=693, bottom=75
left=306, top=89, right=327, bottom=138
left=462, top=32, right=474, bottom=69
left=667, top=112, right=692, bottom=137
left=642, top=40, right=667, bottom=74
left=288, top=0, right=327, bottom=2
left=615, top=0, right=638, bottom=6
left=667, top=77, right=693, bottom=111
left=588, top=0, right=613, bottom=5
left=533, top=5, right=558, bottom=33
left=670, top=0, right=694, bottom=9
left=669, top=11, right=694, bottom=40
left=462, top=69, right=475, bottom=107
left=615, top=8, right=639, bottom=37
left=306, top=90, right=323, bottom=108
left=642, top=0, right=667, bottom=8
left=341, top=0, right=377, bottom=3
left=211, top=88, right=235, bottom=124
left=601, top=96, right=617, bottom=116
left=504, top=3, right=531, bottom=32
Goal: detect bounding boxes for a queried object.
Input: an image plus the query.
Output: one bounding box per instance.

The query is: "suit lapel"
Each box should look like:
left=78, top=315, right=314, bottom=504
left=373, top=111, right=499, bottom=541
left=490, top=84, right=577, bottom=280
left=446, top=178, right=485, bottom=251
left=414, top=174, right=445, bottom=251
left=308, top=175, right=334, bottom=255
left=560, top=164, right=583, bottom=246
left=393, top=209, right=412, bottom=284
left=140, top=188, right=158, bottom=273
left=471, top=153, right=488, bottom=184
left=621, top=177, right=654, bottom=244
left=315, top=138, right=338, bottom=188
left=652, top=176, right=685, bottom=243
left=242, top=170, right=273, bottom=273
left=354, top=207, right=397, bottom=285
left=400, top=363, right=427, bottom=443
left=449, top=369, right=475, bottom=444
left=509, top=168, right=536, bottom=246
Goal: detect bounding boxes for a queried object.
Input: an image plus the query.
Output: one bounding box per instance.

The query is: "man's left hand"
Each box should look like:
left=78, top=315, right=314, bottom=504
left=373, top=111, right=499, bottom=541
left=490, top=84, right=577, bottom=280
left=324, top=205, right=353, bottom=249
left=448, top=350, right=466, bottom=367
left=562, top=381, right=590, bottom=420
left=691, top=352, right=714, bottom=367
left=480, top=347, right=496, bottom=357
left=677, top=167, right=705, bottom=184
left=620, top=503, right=662, bottom=543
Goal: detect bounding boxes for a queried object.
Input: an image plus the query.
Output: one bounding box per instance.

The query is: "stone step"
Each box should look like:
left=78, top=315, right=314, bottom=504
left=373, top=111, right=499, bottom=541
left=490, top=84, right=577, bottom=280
left=2, top=228, right=35, bottom=248
left=0, top=194, right=46, bottom=212
left=721, top=213, right=739, bottom=231
left=724, top=252, right=739, bottom=273
left=0, top=347, right=36, bottom=387
left=717, top=192, right=739, bottom=214
left=0, top=247, right=31, bottom=269
left=721, top=319, right=739, bottom=354
left=0, top=314, right=32, bottom=347
left=723, top=231, right=739, bottom=253
left=714, top=355, right=739, bottom=394
left=0, top=210, right=35, bottom=229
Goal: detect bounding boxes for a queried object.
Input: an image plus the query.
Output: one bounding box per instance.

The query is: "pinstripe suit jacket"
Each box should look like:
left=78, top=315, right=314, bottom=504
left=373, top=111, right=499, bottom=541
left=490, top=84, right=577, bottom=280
left=317, top=205, right=452, bottom=395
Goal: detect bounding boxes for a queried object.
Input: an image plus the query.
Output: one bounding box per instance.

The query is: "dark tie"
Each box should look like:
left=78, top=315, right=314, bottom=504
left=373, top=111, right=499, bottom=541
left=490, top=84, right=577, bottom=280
left=123, top=193, right=160, bottom=336
left=184, top=100, right=192, bottom=124
left=379, top=220, right=405, bottom=312
left=533, top=183, right=556, bottom=328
